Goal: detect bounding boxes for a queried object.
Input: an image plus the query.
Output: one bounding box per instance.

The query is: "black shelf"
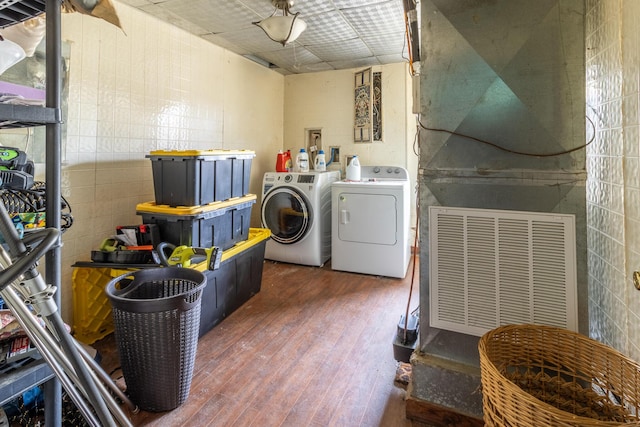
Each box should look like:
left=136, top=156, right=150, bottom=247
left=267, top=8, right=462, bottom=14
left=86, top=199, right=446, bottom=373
left=0, top=0, right=63, bottom=423
left=0, top=0, right=45, bottom=29
left=0, top=358, right=53, bottom=406
left=0, top=104, right=58, bottom=128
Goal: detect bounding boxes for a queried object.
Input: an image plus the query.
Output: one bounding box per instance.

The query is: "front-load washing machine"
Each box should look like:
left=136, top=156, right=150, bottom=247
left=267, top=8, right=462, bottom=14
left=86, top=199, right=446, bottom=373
left=331, top=166, right=410, bottom=278
left=261, top=170, right=340, bottom=266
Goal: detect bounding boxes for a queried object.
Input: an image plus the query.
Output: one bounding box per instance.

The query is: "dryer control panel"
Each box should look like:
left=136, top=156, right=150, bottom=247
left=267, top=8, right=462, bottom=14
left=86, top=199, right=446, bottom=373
left=361, top=166, right=409, bottom=181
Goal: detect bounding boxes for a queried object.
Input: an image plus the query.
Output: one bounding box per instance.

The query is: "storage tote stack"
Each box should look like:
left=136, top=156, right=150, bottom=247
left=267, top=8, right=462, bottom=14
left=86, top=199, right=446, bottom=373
left=139, top=149, right=270, bottom=337
left=139, top=150, right=257, bottom=250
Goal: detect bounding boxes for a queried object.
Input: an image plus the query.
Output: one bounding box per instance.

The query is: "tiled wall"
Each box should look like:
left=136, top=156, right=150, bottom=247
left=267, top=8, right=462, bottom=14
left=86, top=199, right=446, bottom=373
left=28, top=3, right=284, bottom=322
left=586, top=0, right=640, bottom=359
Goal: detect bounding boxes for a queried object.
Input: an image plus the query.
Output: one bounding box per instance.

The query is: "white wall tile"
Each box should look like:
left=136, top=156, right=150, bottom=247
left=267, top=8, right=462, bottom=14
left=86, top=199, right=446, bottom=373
left=36, top=2, right=289, bottom=323
left=587, top=0, right=640, bottom=357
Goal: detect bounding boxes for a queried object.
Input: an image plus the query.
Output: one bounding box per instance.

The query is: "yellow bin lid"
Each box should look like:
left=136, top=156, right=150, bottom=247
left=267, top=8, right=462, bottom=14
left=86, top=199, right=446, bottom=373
left=148, top=149, right=255, bottom=158
left=136, top=194, right=257, bottom=214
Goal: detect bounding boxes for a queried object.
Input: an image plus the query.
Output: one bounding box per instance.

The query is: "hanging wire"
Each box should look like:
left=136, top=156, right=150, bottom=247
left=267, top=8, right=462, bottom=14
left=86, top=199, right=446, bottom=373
left=418, top=115, right=596, bottom=157
left=0, top=181, right=73, bottom=232
left=403, top=7, right=415, bottom=76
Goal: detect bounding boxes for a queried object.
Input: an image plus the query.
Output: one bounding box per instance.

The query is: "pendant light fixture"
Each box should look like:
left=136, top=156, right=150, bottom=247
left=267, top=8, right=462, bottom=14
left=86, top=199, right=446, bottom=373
left=0, top=36, right=25, bottom=76
left=254, top=0, right=307, bottom=46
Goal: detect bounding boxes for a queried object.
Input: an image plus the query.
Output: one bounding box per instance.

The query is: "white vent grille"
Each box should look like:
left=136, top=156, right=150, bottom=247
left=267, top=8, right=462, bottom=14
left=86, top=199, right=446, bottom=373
left=429, top=207, right=577, bottom=336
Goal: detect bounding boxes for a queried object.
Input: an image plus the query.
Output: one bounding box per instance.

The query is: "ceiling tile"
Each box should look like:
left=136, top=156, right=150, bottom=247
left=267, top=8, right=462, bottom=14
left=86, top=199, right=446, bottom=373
left=377, top=53, right=410, bottom=64
left=306, top=38, right=373, bottom=62
left=236, top=0, right=280, bottom=16
left=331, top=0, right=388, bottom=9
left=365, top=31, right=408, bottom=56
left=275, top=0, right=338, bottom=16
left=214, top=26, right=291, bottom=53
left=293, top=62, right=336, bottom=73
left=255, top=46, right=324, bottom=72
left=297, top=10, right=359, bottom=45
left=341, top=1, right=406, bottom=37
left=160, top=0, right=261, bottom=33
left=328, top=56, right=381, bottom=70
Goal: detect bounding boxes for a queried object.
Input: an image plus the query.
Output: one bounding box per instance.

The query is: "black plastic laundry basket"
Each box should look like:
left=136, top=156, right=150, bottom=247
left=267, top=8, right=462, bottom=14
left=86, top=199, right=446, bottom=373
left=105, top=267, right=206, bottom=412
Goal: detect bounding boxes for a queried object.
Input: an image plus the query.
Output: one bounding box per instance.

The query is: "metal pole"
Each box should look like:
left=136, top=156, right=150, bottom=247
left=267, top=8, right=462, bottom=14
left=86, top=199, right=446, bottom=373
left=45, top=0, right=62, bottom=423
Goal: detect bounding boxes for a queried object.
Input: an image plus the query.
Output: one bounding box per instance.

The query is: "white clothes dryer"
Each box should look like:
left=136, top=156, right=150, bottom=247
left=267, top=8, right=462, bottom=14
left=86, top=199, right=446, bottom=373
left=331, top=166, right=410, bottom=278
left=261, top=171, right=340, bottom=266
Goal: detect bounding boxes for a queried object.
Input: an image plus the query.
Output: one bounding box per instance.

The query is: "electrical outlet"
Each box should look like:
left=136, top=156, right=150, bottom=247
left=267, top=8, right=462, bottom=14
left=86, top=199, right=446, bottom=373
left=306, top=128, right=322, bottom=153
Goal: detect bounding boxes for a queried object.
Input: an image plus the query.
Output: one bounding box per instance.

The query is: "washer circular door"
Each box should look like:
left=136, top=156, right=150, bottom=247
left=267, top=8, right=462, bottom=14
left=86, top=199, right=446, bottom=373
left=261, top=187, right=313, bottom=244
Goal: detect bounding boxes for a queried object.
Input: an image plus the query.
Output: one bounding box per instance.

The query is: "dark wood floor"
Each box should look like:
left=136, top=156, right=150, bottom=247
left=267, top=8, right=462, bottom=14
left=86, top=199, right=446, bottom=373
left=95, top=258, right=420, bottom=427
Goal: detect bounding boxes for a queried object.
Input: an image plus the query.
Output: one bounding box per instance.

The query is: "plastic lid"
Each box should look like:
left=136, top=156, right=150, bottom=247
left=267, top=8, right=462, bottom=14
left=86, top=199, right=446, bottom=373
left=147, top=149, right=255, bottom=158
left=318, top=150, right=324, bottom=154
left=300, top=148, right=305, bottom=152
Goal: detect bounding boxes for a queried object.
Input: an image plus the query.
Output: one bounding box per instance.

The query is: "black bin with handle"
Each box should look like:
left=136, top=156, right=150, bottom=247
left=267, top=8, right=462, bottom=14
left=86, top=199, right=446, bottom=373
left=106, top=267, right=207, bottom=412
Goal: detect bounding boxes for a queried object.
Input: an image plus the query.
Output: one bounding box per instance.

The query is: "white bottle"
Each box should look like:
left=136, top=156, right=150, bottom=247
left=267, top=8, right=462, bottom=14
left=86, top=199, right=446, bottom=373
left=296, top=148, right=309, bottom=172
left=346, top=155, right=361, bottom=181
left=314, top=150, right=326, bottom=171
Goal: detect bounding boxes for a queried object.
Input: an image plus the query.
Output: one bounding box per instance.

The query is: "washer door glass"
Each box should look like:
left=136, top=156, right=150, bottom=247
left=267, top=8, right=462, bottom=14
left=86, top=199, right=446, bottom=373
left=262, top=188, right=312, bottom=244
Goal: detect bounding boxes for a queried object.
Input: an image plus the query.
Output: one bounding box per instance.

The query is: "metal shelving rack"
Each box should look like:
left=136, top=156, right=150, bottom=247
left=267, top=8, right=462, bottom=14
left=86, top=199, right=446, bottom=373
left=0, top=0, right=63, bottom=423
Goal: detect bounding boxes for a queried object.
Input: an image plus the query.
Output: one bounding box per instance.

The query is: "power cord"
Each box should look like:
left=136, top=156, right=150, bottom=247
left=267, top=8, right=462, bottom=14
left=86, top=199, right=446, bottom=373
left=418, top=114, right=596, bottom=157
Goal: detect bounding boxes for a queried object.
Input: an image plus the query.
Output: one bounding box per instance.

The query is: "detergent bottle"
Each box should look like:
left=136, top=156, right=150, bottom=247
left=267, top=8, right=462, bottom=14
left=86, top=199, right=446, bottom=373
left=285, top=150, right=292, bottom=171
left=314, top=149, right=326, bottom=171
left=346, top=155, right=361, bottom=181
left=275, top=150, right=287, bottom=172
left=296, top=148, right=309, bottom=172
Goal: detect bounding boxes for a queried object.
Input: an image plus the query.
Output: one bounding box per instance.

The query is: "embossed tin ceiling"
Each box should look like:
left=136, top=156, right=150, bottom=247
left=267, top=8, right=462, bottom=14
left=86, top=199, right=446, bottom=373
left=118, top=0, right=416, bottom=74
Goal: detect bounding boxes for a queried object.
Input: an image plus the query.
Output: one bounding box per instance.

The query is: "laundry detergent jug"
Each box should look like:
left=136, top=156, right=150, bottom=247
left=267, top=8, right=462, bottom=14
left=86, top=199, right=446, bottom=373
left=285, top=150, right=292, bottom=171
left=296, top=148, right=309, bottom=172
left=346, top=155, right=361, bottom=181
left=276, top=150, right=288, bottom=172
left=314, top=150, right=326, bottom=171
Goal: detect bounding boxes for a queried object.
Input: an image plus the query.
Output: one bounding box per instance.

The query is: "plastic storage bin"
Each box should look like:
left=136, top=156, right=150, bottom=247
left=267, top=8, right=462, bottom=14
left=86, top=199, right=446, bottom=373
left=148, top=149, right=255, bottom=207
left=136, top=194, right=256, bottom=251
left=194, top=228, right=270, bottom=337
left=105, top=267, right=207, bottom=412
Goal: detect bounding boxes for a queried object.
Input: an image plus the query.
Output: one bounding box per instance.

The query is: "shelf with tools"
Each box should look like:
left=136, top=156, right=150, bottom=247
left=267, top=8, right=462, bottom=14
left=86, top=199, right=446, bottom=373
left=0, top=0, right=63, bottom=423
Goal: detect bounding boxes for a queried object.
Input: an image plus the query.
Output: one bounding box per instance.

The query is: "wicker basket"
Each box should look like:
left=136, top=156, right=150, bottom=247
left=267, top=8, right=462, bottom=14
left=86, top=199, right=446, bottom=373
left=478, top=324, right=640, bottom=427
left=106, top=267, right=206, bottom=412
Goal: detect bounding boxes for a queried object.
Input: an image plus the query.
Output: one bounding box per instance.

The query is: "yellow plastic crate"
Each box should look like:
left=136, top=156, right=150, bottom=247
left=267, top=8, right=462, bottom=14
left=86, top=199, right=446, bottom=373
left=72, top=266, right=134, bottom=345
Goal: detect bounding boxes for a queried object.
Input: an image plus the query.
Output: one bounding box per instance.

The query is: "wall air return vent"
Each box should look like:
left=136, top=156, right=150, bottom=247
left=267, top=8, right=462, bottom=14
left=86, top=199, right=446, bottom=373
left=429, top=206, right=577, bottom=337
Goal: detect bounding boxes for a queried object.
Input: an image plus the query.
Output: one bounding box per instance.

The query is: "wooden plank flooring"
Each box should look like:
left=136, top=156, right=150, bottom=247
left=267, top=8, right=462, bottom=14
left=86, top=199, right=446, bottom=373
left=94, top=259, right=420, bottom=427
